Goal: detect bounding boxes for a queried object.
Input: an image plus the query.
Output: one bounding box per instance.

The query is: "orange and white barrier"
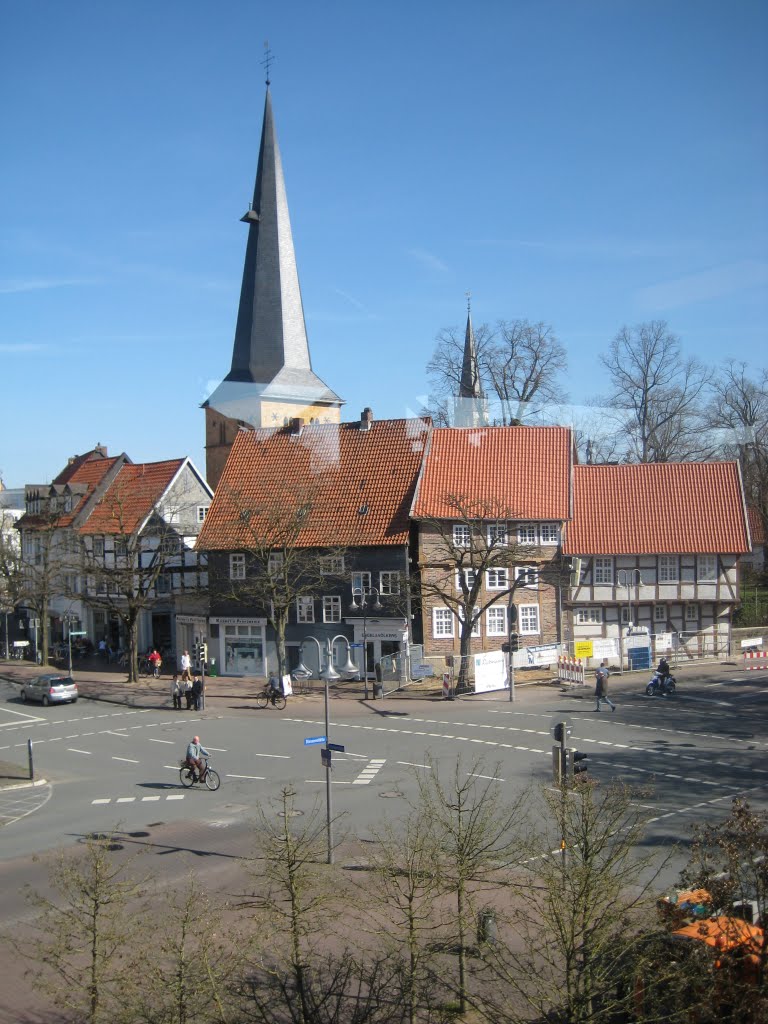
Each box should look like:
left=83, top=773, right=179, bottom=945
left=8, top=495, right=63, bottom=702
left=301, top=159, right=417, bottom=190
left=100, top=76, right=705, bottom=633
left=558, top=656, right=585, bottom=686
left=744, top=650, right=768, bottom=671
left=442, top=673, right=452, bottom=699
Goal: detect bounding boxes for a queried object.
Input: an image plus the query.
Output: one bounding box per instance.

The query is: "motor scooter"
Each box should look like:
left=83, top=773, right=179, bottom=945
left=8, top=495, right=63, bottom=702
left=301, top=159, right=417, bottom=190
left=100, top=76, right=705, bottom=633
left=646, top=672, right=676, bottom=697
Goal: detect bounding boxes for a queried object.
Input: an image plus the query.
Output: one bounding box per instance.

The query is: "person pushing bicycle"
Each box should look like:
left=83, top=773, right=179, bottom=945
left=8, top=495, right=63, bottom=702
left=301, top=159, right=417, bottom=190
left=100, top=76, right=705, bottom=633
left=185, top=735, right=210, bottom=782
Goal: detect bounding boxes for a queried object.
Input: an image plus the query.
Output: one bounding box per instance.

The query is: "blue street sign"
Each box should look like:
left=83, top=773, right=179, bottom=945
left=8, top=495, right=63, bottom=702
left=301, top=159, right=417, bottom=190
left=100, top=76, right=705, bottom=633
left=68, top=631, right=87, bottom=636
left=304, top=736, right=326, bottom=746
left=327, top=743, right=345, bottom=752
left=349, top=643, right=363, bottom=648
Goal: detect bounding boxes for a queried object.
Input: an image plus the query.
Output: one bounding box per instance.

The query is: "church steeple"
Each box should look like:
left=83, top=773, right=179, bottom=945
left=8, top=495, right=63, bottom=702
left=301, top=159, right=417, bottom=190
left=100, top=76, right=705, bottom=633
left=454, top=296, right=489, bottom=427
left=204, top=83, right=343, bottom=488
left=226, top=87, right=316, bottom=385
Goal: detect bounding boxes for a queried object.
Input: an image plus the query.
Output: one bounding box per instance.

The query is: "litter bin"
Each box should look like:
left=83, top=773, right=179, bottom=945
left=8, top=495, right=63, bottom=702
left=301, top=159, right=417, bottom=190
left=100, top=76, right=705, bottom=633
left=477, top=908, right=497, bottom=944
left=208, top=658, right=218, bottom=678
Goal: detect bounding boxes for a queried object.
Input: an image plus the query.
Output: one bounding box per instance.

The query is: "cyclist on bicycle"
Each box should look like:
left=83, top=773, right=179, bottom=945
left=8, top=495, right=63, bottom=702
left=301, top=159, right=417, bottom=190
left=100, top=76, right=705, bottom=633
left=148, top=648, right=163, bottom=677
left=185, top=735, right=210, bottom=782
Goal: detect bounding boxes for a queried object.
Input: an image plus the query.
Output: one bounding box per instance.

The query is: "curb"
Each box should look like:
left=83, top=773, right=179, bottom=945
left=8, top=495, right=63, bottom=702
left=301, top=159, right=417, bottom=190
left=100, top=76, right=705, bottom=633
left=0, top=777, right=49, bottom=792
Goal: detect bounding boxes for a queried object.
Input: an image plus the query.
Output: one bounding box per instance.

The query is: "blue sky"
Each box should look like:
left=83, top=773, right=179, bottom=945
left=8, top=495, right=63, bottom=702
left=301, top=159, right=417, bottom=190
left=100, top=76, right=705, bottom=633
left=2, top=0, right=766, bottom=486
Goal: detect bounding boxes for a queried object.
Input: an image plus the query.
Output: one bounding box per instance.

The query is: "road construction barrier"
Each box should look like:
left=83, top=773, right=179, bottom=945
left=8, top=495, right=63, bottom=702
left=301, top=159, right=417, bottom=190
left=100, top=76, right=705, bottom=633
left=558, top=656, right=585, bottom=686
left=744, top=650, right=768, bottom=671
left=442, top=673, right=452, bottom=700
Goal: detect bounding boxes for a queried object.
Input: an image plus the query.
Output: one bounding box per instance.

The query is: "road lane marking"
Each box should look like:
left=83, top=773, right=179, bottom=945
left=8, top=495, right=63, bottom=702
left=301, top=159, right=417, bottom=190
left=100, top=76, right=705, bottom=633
left=142, top=796, right=161, bottom=801
left=92, top=798, right=111, bottom=804
left=397, top=761, right=431, bottom=769
left=67, top=748, right=91, bottom=755
left=166, top=794, right=185, bottom=801
left=112, top=756, right=139, bottom=763
left=116, top=797, right=135, bottom=803
left=227, top=774, right=265, bottom=780
left=148, top=738, right=174, bottom=744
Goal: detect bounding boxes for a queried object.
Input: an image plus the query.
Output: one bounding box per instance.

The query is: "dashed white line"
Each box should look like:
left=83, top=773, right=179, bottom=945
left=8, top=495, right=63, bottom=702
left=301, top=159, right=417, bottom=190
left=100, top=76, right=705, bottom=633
left=112, top=756, right=139, bottom=764
left=67, top=748, right=91, bottom=755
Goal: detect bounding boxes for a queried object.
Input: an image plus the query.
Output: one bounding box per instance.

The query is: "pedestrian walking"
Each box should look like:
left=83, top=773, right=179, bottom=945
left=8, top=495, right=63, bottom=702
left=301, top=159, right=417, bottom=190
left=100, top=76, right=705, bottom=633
left=594, top=660, right=615, bottom=712
left=171, top=675, right=183, bottom=710
left=180, top=649, right=192, bottom=682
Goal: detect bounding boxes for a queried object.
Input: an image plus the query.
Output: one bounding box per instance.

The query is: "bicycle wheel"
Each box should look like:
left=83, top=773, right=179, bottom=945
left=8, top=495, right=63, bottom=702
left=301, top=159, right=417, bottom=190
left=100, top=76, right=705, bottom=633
left=204, top=769, right=220, bottom=791
left=273, top=694, right=287, bottom=710
left=179, top=767, right=195, bottom=788
left=255, top=691, right=269, bottom=709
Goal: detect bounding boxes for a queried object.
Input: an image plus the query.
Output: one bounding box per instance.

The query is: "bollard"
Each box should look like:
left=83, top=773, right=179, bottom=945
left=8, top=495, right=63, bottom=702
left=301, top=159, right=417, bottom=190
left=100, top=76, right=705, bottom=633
left=28, top=738, right=34, bottom=780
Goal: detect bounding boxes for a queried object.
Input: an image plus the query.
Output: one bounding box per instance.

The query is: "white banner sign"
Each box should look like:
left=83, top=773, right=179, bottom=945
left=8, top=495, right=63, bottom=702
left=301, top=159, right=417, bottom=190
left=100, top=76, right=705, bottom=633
left=741, top=637, right=763, bottom=648
left=473, top=650, right=508, bottom=693
left=591, top=638, right=619, bottom=659
left=524, top=643, right=559, bottom=667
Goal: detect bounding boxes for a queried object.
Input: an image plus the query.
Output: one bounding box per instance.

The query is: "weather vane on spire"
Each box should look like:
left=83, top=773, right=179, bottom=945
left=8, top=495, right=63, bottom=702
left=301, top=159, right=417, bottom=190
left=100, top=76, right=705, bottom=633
left=262, top=41, right=274, bottom=86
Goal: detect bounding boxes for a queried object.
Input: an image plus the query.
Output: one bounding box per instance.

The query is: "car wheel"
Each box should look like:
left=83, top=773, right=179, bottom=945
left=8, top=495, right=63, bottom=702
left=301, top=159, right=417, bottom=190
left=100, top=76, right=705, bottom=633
left=20, top=690, right=27, bottom=702
left=42, top=695, right=50, bottom=707
left=71, top=697, right=78, bottom=703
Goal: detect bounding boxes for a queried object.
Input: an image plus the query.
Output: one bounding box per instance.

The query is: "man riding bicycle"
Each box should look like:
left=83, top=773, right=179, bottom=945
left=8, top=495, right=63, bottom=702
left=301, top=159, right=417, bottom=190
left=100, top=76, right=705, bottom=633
left=185, top=735, right=210, bottom=782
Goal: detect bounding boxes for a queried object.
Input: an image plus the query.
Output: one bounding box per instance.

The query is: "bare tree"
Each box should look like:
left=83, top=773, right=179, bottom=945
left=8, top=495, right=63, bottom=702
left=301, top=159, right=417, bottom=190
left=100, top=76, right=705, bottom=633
left=415, top=495, right=569, bottom=691
left=423, top=319, right=567, bottom=426
left=0, top=513, right=24, bottom=656
left=412, top=755, right=526, bottom=1017
left=207, top=482, right=347, bottom=683
left=600, top=320, right=713, bottom=462
left=15, top=500, right=72, bottom=665
left=707, top=360, right=768, bottom=540
left=22, top=832, right=148, bottom=1024
left=477, top=781, right=667, bottom=1024
left=130, top=874, right=237, bottom=1024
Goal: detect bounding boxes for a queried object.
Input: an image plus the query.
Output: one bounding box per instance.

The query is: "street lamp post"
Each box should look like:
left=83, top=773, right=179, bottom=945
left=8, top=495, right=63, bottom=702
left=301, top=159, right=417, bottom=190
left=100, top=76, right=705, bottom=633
left=506, top=594, right=518, bottom=703
left=616, top=569, right=643, bottom=671
left=295, top=634, right=355, bottom=865
left=349, top=587, right=382, bottom=700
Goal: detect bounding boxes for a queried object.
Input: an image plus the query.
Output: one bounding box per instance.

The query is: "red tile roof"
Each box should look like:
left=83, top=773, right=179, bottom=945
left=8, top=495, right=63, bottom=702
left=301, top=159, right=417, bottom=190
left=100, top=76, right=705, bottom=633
left=564, top=462, right=750, bottom=555
left=82, top=460, right=185, bottom=534
left=410, top=426, right=573, bottom=521
left=747, top=507, right=765, bottom=546
left=198, top=419, right=431, bottom=550
left=18, top=453, right=125, bottom=530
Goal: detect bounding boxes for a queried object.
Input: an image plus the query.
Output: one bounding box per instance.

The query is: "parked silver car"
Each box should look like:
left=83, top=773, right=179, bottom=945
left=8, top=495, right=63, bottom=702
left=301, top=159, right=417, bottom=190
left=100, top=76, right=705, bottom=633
left=20, top=674, right=78, bottom=706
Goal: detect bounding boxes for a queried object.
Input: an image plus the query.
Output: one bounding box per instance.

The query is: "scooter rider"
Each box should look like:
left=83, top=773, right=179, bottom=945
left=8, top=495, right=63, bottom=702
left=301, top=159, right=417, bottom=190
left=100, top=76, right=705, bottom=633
left=657, top=657, right=671, bottom=683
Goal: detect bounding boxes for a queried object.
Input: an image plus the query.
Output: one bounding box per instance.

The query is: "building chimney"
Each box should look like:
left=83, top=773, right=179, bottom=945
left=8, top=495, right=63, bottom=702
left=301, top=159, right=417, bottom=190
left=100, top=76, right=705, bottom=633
left=360, top=408, right=373, bottom=431
left=94, top=444, right=108, bottom=457
left=290, top=417, right=305, bottom=436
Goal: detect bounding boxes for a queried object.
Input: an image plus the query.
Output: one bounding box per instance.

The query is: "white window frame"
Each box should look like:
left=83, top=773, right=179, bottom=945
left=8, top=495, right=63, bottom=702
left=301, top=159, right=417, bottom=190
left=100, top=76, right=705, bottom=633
left=515, top=566, right=538, bottom=589
left=654, top=605, right=667, bottom=623
left=197, top=505, right=210, bottom=524
left=486, top=567, right=509, bottom=590
left=659, top=555, right=679, bottom=583
left=452, top=524, right=471, bottom=547
left=320, top=555, right=345, bottom=574
left=575, top=606, right=602, bottom=625
left=487, top=521, right=508, bottom=546
left=519, top=604, right=540, bottom=634
left=517, top=523, right=537, bottom=545
left=379, top=571, right=400, bottom=595
left=540, top=522, right=559, bottom=545
left=697, top=555, right=717, bottom=582
left=229, top=553, right=246, bottom=580
left=92, top=536, right=105, bottom=558
left=322, top=596, right=341, bottom=623
left=486, top=605, right=507, bottom=636
left=455, top=567, right=477, bottom=591
left=593, top=558, right=614, bottom=585
left=685, top=602, right=698, bottom=622
left=457, top=604, right=481, bottom=638
left=352, top=571, right=372, bottom=593
left=268, top=551, right=284, bottom=578
left=296, top=596, right=315, bottom=623
left=432, top=607, right=454, bottom=639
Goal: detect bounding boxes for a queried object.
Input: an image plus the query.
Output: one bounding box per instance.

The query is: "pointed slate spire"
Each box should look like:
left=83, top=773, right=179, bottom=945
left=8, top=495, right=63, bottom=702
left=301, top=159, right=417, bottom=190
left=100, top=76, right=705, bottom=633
left=226, top=87, right=314, bottom=384
left=459, top=303, right=484, bottom=400
left=454, top=297, right=489, bottom=427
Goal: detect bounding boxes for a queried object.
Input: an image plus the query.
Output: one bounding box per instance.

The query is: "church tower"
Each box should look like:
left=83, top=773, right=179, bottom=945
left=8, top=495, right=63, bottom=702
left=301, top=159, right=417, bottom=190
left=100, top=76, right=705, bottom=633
left=453, top=298, right=489, bottom=428
left=204, top=85, right=343, bottom=487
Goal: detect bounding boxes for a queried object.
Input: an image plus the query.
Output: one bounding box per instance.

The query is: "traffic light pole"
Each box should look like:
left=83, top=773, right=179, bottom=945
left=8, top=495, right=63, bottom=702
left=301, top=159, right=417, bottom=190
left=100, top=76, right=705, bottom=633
left=507, top=598, right=518, bottom=703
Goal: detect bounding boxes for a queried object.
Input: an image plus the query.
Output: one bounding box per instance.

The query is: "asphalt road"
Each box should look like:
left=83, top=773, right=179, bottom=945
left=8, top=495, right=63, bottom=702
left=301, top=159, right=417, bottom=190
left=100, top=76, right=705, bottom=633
left=0, top=667, right=767, bottom=1022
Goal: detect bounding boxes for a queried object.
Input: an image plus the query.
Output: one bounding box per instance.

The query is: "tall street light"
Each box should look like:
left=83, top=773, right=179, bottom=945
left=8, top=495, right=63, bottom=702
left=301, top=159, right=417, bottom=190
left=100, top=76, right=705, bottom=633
left=616, top=569, right=643, bottom=671
left=349, top=587, right=382, bottom=700
left=294, top=634, right=355, bottom=865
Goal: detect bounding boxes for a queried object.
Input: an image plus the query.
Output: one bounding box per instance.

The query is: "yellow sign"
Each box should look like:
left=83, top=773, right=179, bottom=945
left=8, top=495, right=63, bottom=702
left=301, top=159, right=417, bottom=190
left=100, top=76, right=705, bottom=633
left=574, top=641, right=594, bottom=659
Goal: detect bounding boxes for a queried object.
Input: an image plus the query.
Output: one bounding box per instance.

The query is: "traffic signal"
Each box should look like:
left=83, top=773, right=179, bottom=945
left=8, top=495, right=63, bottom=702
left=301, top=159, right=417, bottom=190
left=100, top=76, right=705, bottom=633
left=553, top=722, right=572, bottom=744
left=509, top=632, right=519, bottom=653
left=568, top=749, right=589, bottom=779
left=552, top=745, right=568, bottom=784
left=196, top=642, right=208, bottom=664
